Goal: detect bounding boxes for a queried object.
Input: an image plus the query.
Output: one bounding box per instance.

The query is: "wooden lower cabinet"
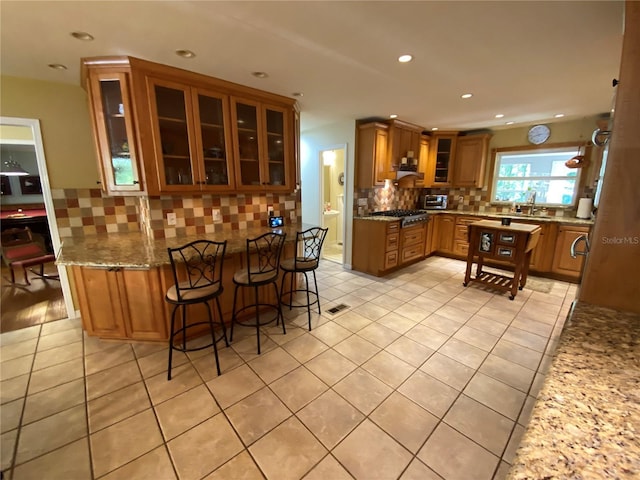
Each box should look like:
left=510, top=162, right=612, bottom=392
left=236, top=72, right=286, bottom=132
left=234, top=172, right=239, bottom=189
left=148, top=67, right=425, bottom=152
left=430, top=214, right=590, bottom=283
left=433, top=215, right=456, bottom=254
left=352, top=219, right=401, bottom=276
left=452, top=216, right=477, bottom=257
left=551, top=225, right=591, bottom=279
left=400, top=223, right=427, bottom=263
left=73, top=243, right=295, bottom=341
left=73, top=266, right=167, bottom=341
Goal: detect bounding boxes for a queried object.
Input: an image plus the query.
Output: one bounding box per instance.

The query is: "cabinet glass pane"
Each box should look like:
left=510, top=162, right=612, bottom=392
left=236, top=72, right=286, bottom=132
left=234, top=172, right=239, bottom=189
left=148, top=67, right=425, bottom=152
left=266, top=108, right=285, bottom=185
left=99, top=80, right=135, bottom=186
left=155, top=85, right=193, bottom=185
left=236, top=102, right=260, bottom=186
left=435, top=138, right=452, bottom=182
left=199, top=94, right=229, bottom=186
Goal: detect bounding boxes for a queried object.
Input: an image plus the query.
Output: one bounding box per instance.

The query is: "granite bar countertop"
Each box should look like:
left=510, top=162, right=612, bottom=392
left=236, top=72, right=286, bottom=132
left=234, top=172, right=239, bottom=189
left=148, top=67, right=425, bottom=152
left=508, top=301, right=640, bottom=479
left=354, top=210, right=594, bottom=226
left=57, top=223, right=316, bottom=268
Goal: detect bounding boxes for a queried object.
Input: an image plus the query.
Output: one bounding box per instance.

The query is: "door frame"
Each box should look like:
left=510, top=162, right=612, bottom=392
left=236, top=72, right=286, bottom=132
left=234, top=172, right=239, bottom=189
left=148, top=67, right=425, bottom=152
left=1, top=116, right=75, bottom=319
left=318, top=144, right=348, bottom=264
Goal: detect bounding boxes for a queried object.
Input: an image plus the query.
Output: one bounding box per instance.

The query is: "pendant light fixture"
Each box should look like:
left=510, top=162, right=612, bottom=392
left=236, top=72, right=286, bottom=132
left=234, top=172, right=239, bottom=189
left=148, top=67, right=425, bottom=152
left=565, top=145, right=586, bottom=169
left=0, top=157, right=30, bottom=176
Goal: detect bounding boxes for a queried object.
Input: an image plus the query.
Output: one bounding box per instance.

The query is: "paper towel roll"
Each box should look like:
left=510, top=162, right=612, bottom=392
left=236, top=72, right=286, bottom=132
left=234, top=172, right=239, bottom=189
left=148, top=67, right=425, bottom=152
left=576, top=197, right=593, bottom=219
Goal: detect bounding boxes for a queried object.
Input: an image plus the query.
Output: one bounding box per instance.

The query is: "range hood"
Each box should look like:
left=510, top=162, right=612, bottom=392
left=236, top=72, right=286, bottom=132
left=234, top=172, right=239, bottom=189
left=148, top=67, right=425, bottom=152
left=392, top=168, right=424, bottom=188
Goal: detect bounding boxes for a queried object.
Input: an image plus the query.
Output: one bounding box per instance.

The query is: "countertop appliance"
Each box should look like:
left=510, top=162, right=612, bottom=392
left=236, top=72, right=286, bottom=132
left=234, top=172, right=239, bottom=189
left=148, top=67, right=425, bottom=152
left=422, top=194, right=448, bottom=210
left=370, top=209, right=429, bottom=227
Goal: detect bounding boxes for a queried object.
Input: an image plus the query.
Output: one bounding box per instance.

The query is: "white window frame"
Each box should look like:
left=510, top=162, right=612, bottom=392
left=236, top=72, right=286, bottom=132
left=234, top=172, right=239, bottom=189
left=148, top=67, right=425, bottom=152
left=491, top=145, right=583, bottom=208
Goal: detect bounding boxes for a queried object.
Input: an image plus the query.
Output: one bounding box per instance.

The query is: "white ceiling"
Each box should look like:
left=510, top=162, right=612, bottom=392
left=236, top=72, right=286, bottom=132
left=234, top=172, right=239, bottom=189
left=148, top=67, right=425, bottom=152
left=0, top=1, right=625, bottom=133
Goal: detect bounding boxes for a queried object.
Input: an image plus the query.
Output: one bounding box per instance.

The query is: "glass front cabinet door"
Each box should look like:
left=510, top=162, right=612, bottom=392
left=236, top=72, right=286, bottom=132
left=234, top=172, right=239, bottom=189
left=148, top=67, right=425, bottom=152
left=232, top=98, right=291, bottom=191
left=147, top=78, right=235, bottom=192
left=87, top=71, right=143, bottom=193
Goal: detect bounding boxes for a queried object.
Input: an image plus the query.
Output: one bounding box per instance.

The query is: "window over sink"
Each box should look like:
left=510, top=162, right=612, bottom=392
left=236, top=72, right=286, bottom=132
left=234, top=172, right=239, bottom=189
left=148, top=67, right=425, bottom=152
left=491, top=146, right=582, bottom=207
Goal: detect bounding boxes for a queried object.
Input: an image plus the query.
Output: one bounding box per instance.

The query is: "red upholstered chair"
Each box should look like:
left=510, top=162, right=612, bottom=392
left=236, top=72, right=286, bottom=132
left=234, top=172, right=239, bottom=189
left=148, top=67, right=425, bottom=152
left=1, top=227, right=57, bottom=285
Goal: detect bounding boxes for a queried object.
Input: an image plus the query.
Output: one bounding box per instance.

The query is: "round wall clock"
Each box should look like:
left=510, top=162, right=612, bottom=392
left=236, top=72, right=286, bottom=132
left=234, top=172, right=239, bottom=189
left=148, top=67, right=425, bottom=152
left=528, top=124, right=551, bottom=145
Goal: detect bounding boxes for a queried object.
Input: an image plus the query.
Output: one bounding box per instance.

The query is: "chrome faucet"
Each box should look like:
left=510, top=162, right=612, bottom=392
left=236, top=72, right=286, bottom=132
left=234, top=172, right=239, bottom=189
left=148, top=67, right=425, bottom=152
left=528, top=191, right=537, bottom=215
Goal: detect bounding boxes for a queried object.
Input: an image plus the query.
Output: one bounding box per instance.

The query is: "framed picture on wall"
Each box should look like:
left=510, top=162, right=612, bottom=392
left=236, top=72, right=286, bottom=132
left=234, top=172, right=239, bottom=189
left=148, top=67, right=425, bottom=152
left=19, top=175, right=42, bottom=195
left=0, top=176, right=12, bottom=195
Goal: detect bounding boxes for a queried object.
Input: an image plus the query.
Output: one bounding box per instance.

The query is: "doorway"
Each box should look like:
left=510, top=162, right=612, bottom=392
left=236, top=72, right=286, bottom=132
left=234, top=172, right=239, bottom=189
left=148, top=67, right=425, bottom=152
left=320, top=146, right=346, bottom=264
left=0, top=117, right=75, bottom=332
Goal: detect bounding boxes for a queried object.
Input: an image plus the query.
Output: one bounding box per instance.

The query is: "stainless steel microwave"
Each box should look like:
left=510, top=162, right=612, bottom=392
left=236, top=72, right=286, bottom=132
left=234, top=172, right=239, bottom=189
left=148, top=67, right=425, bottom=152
left=423, top=194, right=448, bottom=210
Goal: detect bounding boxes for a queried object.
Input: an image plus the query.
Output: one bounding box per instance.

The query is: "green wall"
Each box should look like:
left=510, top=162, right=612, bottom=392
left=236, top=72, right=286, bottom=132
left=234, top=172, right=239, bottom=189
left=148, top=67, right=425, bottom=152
left=0, top=75, right=99, bottom=188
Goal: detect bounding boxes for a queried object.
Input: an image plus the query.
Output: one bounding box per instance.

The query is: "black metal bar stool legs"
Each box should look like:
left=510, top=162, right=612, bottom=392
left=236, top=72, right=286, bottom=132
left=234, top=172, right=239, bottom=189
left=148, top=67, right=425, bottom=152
left=165, top=240, right=229, bottom=380
left=230, top=232, right=287, bottom=354
left=279, top=227, right=328, bottom=331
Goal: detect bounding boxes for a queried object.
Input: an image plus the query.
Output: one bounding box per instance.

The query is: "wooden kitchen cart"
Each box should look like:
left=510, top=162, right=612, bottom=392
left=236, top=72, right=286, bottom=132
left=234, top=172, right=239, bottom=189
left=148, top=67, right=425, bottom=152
left=463, top=220, right=541, bottom=300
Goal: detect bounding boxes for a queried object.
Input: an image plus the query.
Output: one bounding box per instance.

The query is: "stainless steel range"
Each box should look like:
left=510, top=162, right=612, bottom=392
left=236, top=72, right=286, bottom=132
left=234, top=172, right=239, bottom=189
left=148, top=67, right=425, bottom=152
left=370, top=209, right=429, bottom=227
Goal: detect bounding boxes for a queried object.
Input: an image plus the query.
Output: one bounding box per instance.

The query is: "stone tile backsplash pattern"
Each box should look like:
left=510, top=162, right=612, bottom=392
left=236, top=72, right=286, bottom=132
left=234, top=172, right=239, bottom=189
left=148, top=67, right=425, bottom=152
left=52, top=189, right=300, bottom=239
left=354, top=184, right=594, bottom=217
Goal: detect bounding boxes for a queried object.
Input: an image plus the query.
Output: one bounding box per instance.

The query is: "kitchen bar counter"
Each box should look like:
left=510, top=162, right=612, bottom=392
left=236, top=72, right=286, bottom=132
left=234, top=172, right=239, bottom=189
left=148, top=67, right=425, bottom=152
left=508, top=301, right=640, bottom=478
left=57, top=223, right=314, bottom=268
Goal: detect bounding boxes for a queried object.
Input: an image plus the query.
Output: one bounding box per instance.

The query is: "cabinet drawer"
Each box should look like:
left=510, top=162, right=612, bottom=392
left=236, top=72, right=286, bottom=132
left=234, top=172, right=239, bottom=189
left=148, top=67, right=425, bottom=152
left=401, top=225, right=426, bottom=246
left=387, top=222, right=400, bottom=233
left=401, top=245, right=424, bottom=263
left=385, top=251, right=398, bottom=269
left=453, top=240, right=469, bottom=257
left=386, top=233, right=399, bottom=252
left=455, top=224, right=469, bottom=241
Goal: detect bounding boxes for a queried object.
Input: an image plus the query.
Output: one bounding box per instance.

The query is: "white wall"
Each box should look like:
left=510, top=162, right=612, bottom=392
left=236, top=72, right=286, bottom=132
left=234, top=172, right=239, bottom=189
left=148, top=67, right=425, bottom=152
left=300, top=119, right=355, bottom=266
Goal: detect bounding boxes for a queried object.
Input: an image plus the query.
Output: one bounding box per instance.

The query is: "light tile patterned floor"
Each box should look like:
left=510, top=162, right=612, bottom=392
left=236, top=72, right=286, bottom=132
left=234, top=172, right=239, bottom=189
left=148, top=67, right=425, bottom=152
left=0, top=257, right=576, bottom=480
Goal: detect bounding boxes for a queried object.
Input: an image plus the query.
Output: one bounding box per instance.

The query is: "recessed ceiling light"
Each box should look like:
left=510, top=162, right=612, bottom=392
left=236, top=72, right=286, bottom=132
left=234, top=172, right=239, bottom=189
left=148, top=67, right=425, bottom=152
left=506, top=121, right=515, bottom=125
left=252, top=72, right=268, bottom=78
left=431, top=127, right=439, bottom=131
left=389, top=114, right=398, bottom=119
left=461, top=93, right=473, bottom=99
left=292, top=92, right=304, bottom=97
left=398, top=54, right=413, bottom=63
left=175, top=49, right=196, bottom=59
left=48, top=63, right=67, bottom=70
left=71, top=31, right=94, bottom=41
left=495, top=114, right=505, bottom=119
left=554, top=113, right=565, bottom=118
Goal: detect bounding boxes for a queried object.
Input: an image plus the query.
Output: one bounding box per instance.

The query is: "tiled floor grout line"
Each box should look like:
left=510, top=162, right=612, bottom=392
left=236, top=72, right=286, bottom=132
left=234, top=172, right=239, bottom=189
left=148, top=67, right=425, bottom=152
left=5, top=325, right=42, bottom=479
left=1, top=260, right=574, bottom=480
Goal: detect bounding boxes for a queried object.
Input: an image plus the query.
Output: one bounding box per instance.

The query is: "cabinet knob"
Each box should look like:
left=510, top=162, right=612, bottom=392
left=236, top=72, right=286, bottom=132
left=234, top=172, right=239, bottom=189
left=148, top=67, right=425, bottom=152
left=96, top=180, right=102, bottom=184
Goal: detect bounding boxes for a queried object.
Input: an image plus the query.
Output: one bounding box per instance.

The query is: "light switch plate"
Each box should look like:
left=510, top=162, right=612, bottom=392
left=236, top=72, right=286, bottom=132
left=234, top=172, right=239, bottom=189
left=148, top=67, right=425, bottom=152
left=212, top=209, right=222, bottom=223
left=290, top=211, right=296, bottom=221
left=357, top=198, right=368, bottom=206
left=166, top=212, right=177, bottom=226
left=267, top=205, right=274, bottom=216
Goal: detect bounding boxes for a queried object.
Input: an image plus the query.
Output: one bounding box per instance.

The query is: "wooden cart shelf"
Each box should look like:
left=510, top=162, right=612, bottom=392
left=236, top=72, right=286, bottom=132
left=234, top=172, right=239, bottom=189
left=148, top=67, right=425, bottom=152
left=463, top=220, right=541, bottom=300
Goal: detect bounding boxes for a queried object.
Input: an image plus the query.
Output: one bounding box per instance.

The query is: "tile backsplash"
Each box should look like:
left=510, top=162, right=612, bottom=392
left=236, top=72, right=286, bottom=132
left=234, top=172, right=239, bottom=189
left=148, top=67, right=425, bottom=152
left=52, top=189, right=300, bottom=239
left=353, top=184, right=593, bottom=218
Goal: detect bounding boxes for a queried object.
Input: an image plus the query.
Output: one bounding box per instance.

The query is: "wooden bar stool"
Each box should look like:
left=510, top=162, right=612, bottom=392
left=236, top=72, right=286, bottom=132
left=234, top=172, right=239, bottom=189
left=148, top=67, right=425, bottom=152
left=230, top=232, right=286, bottom=354
left=279, top=227, right=328, bottom=330
left=165, top=240, right=228, bottom=380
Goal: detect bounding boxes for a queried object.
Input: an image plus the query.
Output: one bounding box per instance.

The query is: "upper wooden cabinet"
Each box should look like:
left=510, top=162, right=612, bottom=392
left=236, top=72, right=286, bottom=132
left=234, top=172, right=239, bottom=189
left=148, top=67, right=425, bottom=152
left=387, top=120, right=423, bottom=173
left=356, top=122, right=389, bottom=187
left=356, top=119, right=424, bottom=188
left=85, top=68, right=144, bottom=194
left=424, top=132, right=491, bottom=188
left=231, top=98, right=293, bottom=191
left=416, top=135, right=430, bottom=187
left=427, top=132, right=458, bottom=187
left=453, top=134, right=491, bottom=188
left=82, top=56, right=297, bottom=195
left=147, top=77, right=236, bottom=192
